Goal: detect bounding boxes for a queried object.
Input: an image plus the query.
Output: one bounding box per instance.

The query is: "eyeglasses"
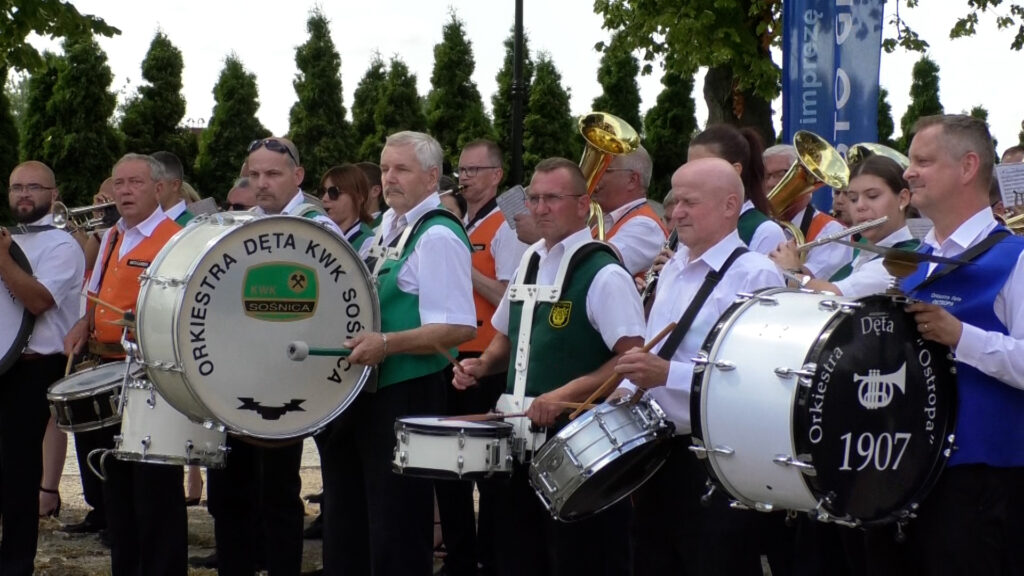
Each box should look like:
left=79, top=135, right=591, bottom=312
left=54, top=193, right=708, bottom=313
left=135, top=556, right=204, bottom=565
left=525, top=193, right=584, bottom=207
left=248, top=139, right=298, bottom=165
left=457, top=165, right=497, bottom=178
left=222, top=202, right=253, bottom=211
left=319, top=186, right=342, bottom=201
left=8, top=184, right=55, bottom=194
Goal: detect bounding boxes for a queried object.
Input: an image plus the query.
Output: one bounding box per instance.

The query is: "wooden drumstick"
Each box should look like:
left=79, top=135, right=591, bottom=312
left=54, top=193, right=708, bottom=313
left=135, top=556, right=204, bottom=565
left=569, top=321, right=677, bottom=421
left=432, top=343, right=462, bottom=371
left=86, top=294, right=127, bottom=315
left=64, top=352, right=75, bottom=377
left=443, top=401, right=597, bottom=423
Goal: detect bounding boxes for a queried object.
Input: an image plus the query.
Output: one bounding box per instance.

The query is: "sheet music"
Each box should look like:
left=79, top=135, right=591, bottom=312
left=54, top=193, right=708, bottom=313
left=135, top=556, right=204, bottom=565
left=996, top=162, right=1024, bottom=208
left=496, top=185, right=528, bottom=229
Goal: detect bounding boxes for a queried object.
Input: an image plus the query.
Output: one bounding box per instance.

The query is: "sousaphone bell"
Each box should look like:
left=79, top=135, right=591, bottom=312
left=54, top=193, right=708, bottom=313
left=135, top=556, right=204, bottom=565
left=767, top=131, right=850, bottom=246
left=578, top=112, right=640, bottom=240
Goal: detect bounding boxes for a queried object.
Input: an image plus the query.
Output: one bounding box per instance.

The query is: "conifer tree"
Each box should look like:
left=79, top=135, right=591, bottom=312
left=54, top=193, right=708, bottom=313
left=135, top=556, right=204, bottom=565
left=425, top=11, right=493, bottom=169
left=0, top=67, right=19, bottom=223
left=522, top=53, right=577, bottom=176
left=877, top=87, right=896, bottom=149
left=492, top=30, right=534, bottom=164
left=591, top=31, right=643, bottom=131
left=361, top=57, right=425, bottom=163
left=42, top=35, right=122, bottom=206
left=351, top=53, right=388, bottom=162
left=195, top=55, right=270, bottom=201
left=898, top=56, right=943, bottom=152
left=18, top=52, right=63, bottom=162
left=643, top=56, right=697, bottom=202
left=289, top=8, right=352, bottom=187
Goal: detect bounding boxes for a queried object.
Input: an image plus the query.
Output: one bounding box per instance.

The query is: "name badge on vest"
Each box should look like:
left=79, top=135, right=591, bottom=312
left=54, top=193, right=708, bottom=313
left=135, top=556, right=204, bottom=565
left=548, top=301, right=572, bottom=328
left=127, top=259, right=151, bottom=268
left=472, top=243, right=486, bottom=252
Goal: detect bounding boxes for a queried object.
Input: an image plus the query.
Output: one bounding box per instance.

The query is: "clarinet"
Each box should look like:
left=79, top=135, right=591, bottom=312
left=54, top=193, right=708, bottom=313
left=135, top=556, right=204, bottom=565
left=640, top=229, right=678, bottom=306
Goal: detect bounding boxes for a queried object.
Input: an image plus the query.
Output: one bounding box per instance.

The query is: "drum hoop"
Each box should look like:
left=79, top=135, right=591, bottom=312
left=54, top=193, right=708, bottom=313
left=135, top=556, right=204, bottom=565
left=54, top=415, right=123, bottom=433
left=46, top=364, right=136, bottom=400
left=397, top=418, right=515, bottom=438
left=794, top=293, right=959, bottom=524
left=149, top=214, right=381, bottom=439
left=0, top=241, right=35, bottom=375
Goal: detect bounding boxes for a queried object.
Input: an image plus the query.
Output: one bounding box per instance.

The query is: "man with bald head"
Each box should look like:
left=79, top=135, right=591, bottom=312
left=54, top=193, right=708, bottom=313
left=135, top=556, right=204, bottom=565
left=1, top=161, right=85, bottom=573
left=614, top=157, right=783, bottom=575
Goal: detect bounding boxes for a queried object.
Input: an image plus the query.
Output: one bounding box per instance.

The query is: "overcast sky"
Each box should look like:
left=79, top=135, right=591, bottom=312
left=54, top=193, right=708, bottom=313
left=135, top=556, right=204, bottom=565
left=26, top=1, right=1024, bottom=156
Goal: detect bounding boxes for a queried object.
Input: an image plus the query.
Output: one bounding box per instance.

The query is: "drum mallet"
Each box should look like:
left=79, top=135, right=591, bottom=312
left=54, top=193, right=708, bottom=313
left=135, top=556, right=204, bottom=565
left=286, top=341, right=351, bottom=361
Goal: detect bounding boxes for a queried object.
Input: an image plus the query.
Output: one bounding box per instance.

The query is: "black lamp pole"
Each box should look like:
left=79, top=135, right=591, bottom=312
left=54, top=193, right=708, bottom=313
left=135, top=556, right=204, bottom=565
left=509, top=0, right=525, bottom=185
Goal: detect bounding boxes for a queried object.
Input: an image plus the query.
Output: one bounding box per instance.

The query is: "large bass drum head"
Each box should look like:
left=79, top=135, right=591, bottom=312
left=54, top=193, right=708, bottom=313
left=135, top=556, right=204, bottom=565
left=167, top=216, right=379, bottom=439
left=0, top=242, right=34, bottom=375
left=794, top=294, right=957, bottom=524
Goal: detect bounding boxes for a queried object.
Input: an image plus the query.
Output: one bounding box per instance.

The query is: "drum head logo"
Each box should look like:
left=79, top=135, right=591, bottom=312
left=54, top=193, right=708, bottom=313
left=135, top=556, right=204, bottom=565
left=242, top=263, right=318, bottom=321
left=856, top=364, right=907, bottom=409
left=549, top=301, right=572, bottom=328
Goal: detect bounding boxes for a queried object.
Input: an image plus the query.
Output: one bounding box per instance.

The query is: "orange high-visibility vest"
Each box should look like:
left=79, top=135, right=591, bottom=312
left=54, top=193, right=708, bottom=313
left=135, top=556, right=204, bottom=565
left=461, top=209, right=506, bottom=353
left=605, top=202, right=668, bottom=239
left=805, top=210, right=838, bottom=242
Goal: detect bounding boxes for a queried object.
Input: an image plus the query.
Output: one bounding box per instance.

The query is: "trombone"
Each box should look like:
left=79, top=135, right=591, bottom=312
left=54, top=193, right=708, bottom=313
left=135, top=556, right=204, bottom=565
left=52, top=201, right=119, bottom=232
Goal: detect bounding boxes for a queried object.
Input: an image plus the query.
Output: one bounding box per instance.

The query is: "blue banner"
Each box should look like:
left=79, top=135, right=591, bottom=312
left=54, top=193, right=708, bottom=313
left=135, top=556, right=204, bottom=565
left=782, top=0, right=884, bottom=211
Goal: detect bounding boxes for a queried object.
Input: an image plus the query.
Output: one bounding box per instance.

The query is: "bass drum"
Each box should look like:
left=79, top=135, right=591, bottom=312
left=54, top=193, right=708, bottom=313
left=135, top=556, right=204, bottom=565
left=690, top=288, right=957, bottom=526
left=0, top=242, right=34, bottom=375
left=136, top=212, right=379, bottom=440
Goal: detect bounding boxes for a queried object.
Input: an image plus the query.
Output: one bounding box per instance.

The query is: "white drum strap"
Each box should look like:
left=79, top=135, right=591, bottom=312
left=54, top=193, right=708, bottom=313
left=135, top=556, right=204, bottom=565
left=366, top=226, right=415, bottom=281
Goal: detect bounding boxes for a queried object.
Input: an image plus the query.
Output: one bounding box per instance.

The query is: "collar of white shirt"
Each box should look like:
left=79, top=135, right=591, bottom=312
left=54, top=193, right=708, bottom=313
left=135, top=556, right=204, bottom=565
left=380, top=191, right=442, bottom=244
left=165, top=200, right=188, bottom=221
left=29, top=213, right=55, bottom=226
left=117, top=205, right=167, bottom=237
left=672, top=230, right=745, bottom=271
left=923, top=207, right=998, bottom=255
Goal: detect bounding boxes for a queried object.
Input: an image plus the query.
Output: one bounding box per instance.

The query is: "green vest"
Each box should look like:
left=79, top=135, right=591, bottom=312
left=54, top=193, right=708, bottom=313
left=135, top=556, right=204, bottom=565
left=175, top=210, right=195, bottom=226
left=349, top=222, right=375, bottom=253
left=738, top=208, right=772, bottom=246
left=376, top=210, right=471, bottom=389
left=829, top=238, right=921, bottom=282
left=506, top=243, right=620, bottom=397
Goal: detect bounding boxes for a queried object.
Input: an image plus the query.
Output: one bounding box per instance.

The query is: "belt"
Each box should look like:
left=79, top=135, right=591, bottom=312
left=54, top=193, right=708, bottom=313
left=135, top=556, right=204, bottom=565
left=20, top=352, right=52, bottom=361
left=88, top=340, right=125, bottom=358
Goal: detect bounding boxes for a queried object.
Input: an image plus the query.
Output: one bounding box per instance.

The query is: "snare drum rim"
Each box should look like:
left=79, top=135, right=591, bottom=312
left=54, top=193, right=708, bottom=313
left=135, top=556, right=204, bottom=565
left=396, top=417, right=515, bottom=438
left=45, top=364, right=138, bottom=402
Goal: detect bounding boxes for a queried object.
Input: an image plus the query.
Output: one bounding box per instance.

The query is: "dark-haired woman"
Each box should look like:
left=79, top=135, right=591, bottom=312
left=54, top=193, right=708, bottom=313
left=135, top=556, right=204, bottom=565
left=320, top=164, right=375, bottom=253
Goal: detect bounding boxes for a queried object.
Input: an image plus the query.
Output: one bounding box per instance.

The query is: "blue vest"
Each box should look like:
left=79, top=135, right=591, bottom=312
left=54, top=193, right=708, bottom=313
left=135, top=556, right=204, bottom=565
left=902, top=229, right=1024, bottom=467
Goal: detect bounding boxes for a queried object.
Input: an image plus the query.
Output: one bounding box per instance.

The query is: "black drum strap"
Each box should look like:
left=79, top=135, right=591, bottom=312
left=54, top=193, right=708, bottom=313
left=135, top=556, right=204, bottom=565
left=906, top=230, right=1009, bottom=294
left=799, top=205, right=815, bottom=238
left=657, top=247, right=748, bottom=361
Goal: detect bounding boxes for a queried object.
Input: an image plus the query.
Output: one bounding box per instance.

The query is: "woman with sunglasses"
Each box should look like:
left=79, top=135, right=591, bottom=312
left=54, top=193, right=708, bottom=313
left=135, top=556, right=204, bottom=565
left=319, top=164, right=376, bottom=252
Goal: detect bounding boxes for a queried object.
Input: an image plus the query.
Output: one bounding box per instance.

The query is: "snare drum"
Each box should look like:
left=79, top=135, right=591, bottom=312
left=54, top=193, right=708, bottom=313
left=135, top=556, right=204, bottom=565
left=529, top=396, right=674, bottom=522
left=114, top=378, right=228, bottom=468
left=135, top=213, right=379, bottom=440
left=392, top=417, right=514, bottom=479
left=0, top=242, right=34, bottom=375
left=690, top=289, right=957, bottom=526
left=47, top=363, right=132, bottom=432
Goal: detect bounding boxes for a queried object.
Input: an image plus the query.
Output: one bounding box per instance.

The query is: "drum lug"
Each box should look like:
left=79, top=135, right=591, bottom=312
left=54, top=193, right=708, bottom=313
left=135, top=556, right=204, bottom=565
left=138, top=273, right=186, bottom=288
left=774, top=365, right=816, bottom=381
left=729, top=501, right=751, bottom=511
left=140, top=360, right=184, bottom=374
left=753, top=502, right=774, bottom=512
left=688, top=443, right=734, bottom=458
left=691, top=357, right=736, bottom=371
left=399, top=429, right=408, bottom=445
left=185, top=440, right=195, bottom=460
left=457, top=454, right=464, bottom=473
left=458, top=431, right=466, bottom=449
left=565, top=445, right=583, bottom=470
left=735, top=292, right=779, bottom=306
left=595, top=414, right=618, bottom=447
left=140, top=435, right=151, bottom=457
left=536, top=470, right=559, bottom=495
left=772, top=454, right=817, bottom=476
left=486, top=440, right=502, bottom=469
left=699, top=481, right=717, bottom=506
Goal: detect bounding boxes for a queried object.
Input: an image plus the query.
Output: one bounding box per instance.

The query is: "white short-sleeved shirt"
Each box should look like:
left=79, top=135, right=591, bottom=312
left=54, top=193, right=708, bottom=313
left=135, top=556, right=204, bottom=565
left=255, top=191, right=343, bottom=236
left=741, top=201, right=787, bottom=255
left=604, top=198, right=668, bottom=275
left=832, top=226, right=914, bottom=298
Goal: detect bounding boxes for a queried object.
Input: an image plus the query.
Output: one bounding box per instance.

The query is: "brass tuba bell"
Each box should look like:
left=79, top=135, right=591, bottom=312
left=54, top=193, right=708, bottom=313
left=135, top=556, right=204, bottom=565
left=768, top=131, right=850, bottom=224
left=846, top=142, right=910, bottom=170
left=578, top=112, right=640, bottom=239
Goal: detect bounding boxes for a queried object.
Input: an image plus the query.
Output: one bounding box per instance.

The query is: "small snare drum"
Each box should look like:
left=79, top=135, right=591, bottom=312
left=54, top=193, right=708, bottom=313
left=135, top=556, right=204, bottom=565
left=47, top=363, right=133, bottom=432
left=530, top=396, right=674, bottom=522
left=113, top=379, right=228, bottom=468
left=392, top=417, right=514, bottom=480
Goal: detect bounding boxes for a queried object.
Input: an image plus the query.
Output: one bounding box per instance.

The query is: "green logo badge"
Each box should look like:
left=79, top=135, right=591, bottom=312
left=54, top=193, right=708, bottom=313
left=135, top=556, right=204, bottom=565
left=242, top=263, right=318, bottom=321
left=548, top=301, right=572, bottom=328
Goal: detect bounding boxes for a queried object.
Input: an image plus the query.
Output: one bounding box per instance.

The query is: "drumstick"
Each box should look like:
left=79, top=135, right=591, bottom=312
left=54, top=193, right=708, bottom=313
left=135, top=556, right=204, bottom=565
left=569, top=321, right=677, bottom=421
left=442, top=401, right=597, bottom=422
left=86, top=294, right=127, bottom=315
left=64, top=352, right=75, bottom=377
left=432, top=343, right=462, bottom=371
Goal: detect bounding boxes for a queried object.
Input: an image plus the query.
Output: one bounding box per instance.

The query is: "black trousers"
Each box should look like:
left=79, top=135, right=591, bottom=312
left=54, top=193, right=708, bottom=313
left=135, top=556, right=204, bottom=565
left=434, top=362, right=507, bottom=576
left=861, top=465, right=1024, bottom=576
left=322, top=371, right=447, bottom=576
left=103, top=458, right=187, bottom=576
left=0, top=354, right=65, bottom=575
left=206, top=435, right=304, bottom=576
left=631, top=435, right=763, bottom=576
left=74, top=424, right=116, bottom=526
left=490, top=459, right=632, bottom=576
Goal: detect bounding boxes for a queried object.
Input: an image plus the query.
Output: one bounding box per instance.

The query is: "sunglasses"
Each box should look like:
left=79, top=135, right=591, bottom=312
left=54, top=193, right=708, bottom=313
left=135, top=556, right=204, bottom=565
left=222, top=202, right=253, bottom=211
left=319, top=186, right=343, bottom=201
left=248, top=139, right=298, bottom=165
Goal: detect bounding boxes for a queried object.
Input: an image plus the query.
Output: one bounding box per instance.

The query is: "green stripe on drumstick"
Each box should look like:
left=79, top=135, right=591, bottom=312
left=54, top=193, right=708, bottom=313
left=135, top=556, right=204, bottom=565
left=286, top=341, right=352, bottom=361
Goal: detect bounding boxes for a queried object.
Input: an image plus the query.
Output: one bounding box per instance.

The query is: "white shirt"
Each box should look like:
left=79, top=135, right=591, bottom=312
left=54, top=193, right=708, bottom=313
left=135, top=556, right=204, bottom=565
left=255, top=190, right=343, bottom=236
left=165, top=200, right=188, bottom=222
left=832, top=226, right=914, bottom=298
left=376, top=193, right=476, bottom=328
left=87, top=207, right=170, bottom=293
left=618, top=230, right=784, bottom=433
left=741, top=200, right=787, bottom=255
left=920, top=208, right=1024, bottom=390
left=492, top=228, right=646, bottom=350
left=792, top=207, right=853, bottom=279
left=603, top=198, right=668, bottom=275
left=12, top=214, right=86, bottom=354
left=465, top=204, right=529, bottom=282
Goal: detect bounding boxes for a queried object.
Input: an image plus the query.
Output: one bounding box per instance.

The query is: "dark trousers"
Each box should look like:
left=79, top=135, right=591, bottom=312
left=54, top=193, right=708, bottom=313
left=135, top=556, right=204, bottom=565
left=490, top=459, right=632, bottom=576
left=434, top=363, right=506, bottom=576
left=206, top=436, right=304, bottom=576
left=73, top=421, right=117, bottom=527
left=103, top=458, right=187, bottom=576
left=861, top=465, right=1024, bottom=576
left=631, top=436, right=763, bottom=576
left=322, top=372, right=447, bottom=576
left=0, top=355, right=65, bottom=575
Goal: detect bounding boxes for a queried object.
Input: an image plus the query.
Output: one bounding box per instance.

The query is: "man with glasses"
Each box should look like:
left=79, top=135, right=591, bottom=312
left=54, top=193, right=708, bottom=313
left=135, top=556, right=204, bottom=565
left=204, top=136, right=342, bottom=576
left=224, top=177, right=256, bottom=211
left=322, top=131, right=476, bottom=576
left=64, top=153, right=186, bottom=576
left=452, top=157, right=644, bottom=576
left=591, top=145, right=668, bottom=275
left=434, top=139, right=527, bottom=576
left=0, top=161, right=85, bottom=575
left=152, top=151, right=195, bottom=226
